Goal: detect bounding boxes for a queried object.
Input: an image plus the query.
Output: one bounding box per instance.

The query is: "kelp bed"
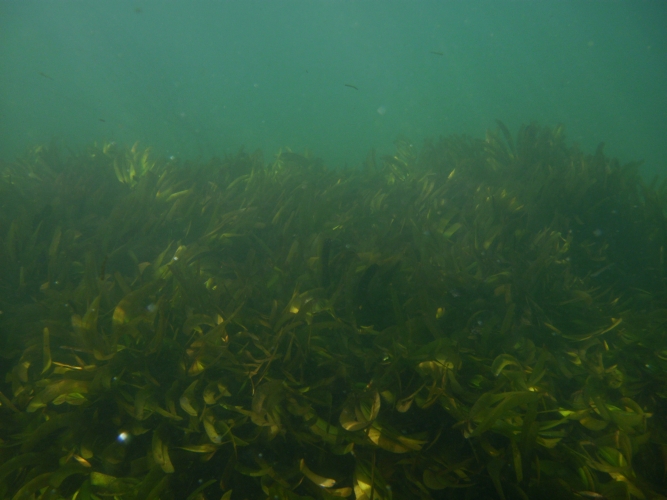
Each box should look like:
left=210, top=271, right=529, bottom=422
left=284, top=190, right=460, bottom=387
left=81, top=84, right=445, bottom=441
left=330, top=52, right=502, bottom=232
left=0, top=123, right=666, bottom=500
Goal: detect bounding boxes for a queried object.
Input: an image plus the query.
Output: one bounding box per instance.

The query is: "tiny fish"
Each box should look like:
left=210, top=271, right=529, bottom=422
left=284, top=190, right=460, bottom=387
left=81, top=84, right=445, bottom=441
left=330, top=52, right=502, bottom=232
left=576, top=492, right=606, bottom=500
left=344, top=84, right=358, bottom=90
left=430, top=51, right=444, bottom=56
left=39, top=72, right=54, bottom=80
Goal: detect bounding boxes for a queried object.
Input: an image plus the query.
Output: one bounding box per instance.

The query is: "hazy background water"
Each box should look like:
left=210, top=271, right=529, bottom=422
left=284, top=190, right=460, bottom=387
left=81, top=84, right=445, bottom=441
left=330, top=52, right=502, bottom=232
left=1, top=1, right=665, bottom=178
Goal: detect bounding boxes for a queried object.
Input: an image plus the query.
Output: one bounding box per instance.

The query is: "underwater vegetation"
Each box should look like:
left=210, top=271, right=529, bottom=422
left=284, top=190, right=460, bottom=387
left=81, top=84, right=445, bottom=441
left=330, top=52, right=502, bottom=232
left=0, top=123, right=666, bottom=500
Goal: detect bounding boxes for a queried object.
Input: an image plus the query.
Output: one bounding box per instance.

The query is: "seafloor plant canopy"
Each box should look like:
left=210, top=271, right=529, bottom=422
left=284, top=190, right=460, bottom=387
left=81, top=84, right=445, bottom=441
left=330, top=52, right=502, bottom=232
left=0, top=123, right=666, bottom=499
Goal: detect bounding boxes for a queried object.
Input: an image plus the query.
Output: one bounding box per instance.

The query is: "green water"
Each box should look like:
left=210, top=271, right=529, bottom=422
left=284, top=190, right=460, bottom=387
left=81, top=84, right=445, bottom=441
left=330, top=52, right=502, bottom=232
left=1, top=1, right=665, bottom=177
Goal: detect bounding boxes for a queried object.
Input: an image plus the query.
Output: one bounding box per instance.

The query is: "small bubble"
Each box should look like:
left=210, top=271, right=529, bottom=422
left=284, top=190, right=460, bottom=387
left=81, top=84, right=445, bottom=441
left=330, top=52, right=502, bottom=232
left=117, top=431, right=130, bottom=443
left=172, top=256, right=179, bottom=261
left=54, top=280, right=59, bottom=285
left=593, top=228, right=603, bottom=237
left=146, top=303, right=157, bottom=313
left=258, top=452, right=263, bottom=458
left=345, top=244, right=351, bottom=249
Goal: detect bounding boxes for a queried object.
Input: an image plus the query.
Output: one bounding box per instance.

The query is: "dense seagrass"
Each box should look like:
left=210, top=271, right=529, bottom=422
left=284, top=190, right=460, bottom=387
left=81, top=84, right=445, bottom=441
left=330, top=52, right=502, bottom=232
left=0, top=124, right=666, bottom=499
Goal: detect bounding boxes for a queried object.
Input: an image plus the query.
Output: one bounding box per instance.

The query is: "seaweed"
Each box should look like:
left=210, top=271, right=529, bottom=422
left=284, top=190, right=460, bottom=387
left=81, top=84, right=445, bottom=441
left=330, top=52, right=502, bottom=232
left=0, top=124, right=665, bottom=499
